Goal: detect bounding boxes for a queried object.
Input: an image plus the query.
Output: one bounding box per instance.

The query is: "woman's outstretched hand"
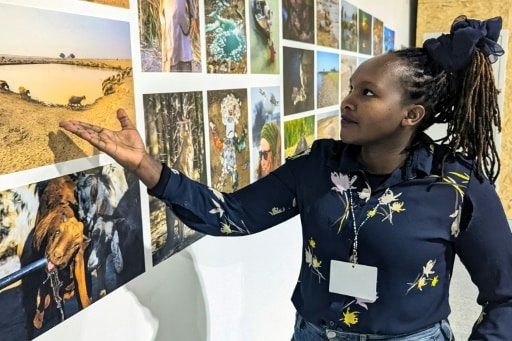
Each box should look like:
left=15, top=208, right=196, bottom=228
left=59, top=108, right=163, bottom=189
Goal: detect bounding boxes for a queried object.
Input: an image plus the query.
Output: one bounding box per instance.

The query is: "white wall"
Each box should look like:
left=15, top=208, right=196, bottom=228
left=35, top=1, right=413, bottom=340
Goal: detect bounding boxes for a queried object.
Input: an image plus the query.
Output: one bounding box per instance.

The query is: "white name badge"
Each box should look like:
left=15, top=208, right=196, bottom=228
left=329, top=260, right=378, bottom=301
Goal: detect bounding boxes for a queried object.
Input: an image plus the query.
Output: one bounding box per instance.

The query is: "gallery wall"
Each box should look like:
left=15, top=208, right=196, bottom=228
left=0, top=0, right=413, bottom=340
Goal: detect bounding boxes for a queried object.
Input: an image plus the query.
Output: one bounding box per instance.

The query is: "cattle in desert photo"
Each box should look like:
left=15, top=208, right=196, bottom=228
left=0, top=4, right=135, bottom=175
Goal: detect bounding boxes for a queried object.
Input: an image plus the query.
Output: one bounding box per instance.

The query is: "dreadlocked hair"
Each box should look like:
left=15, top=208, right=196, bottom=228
left=391, top=48, right=501, bottom=184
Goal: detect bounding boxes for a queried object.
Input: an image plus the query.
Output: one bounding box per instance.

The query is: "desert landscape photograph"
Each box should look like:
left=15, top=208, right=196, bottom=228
left=317, top=110, right=340, bottom=140
left=0, top=4, right=135, bottom=175
left=317, top=51, right=340, bottom=109
left=82, top=0, right=130, bottom=8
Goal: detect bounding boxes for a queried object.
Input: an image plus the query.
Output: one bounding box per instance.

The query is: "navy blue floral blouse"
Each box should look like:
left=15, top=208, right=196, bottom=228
left=148, top=134, right=512, bottom=339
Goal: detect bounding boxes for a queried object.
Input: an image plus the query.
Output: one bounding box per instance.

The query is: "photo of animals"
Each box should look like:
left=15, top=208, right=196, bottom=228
left=138, top=0, right=202, bottom=72
left=250, top=0, right=279, bottom=74
left=283, top=114, right=315, bottom=159
left=142, top=91, right=207, bottom=265
left=204, top=0, right=247, bottom=73
left=0, top=4, right=135, bottom=175
left=316, top=0, right=340, bottom=48
left=0, top=163, right=145, bottom=340
left=282, top=46, right=314, bottom=116
left=207, top=88, right=250, bottom=192
left=317, top=51, right=340, bottom=109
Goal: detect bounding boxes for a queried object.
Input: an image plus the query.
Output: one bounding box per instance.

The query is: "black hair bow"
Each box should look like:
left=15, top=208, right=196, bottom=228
left=423, top=15, right=504, bottom=72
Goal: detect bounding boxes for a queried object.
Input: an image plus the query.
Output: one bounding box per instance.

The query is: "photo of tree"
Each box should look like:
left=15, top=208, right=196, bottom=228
left=143, top=91, right=207, bottom=265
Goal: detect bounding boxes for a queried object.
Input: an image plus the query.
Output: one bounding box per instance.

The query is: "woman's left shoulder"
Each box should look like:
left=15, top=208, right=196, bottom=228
left=432, top=144, right=474, bottom=174
left=286, top=138, right=344, bottom=160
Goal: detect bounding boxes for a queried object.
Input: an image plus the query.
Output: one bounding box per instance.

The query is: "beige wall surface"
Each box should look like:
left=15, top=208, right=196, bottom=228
left=417, top=1, right=512, bottom=218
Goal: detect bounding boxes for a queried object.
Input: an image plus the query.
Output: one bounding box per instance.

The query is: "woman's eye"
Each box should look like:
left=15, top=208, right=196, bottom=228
left=362, top=89, right=375, bottom=96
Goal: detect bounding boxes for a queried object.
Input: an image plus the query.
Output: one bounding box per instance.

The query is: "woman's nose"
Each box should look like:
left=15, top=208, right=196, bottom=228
left=340, top=93, right=354, bottom=111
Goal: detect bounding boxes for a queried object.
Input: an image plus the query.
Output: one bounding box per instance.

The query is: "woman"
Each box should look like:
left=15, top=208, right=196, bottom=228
left=60, top=16, right=512, bottom=340
left=256, top=121, right=281, bottom=179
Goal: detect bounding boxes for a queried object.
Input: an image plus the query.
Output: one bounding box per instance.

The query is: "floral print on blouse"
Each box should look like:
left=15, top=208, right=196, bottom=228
left=149, top=133, right=512, bottom=339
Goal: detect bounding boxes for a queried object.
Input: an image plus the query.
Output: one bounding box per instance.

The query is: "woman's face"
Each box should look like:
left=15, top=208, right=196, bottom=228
left=339, top=53, right=412, bottom=148
left=259, top=138, right=272, bottom=176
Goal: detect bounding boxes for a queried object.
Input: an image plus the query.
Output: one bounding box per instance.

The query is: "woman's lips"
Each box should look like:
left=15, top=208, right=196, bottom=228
left=341, top=116, right=357, bottom=125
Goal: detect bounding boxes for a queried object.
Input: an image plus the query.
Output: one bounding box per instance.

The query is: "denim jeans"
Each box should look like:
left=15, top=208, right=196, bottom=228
left=291, top=314, right=454, bottom=341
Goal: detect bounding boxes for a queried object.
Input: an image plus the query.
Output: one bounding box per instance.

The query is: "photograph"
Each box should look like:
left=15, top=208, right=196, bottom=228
left=0, top=3, right=135, bottom=175
left=0, top=164, right=144, bottom=340
left=250, top=86, right=282, bottom=182
left=384, top=26, right=396, bottom=52
left=81, top=0, right=130, bottom=8
left=204, top=0, right=247, bottom=73
left=316, top=109, right=340, bottom=140
left=142, top=91, right=207, bottom=265
left=358, top=9, right=372, bottom=55
left=139, top=0, right=202, bottom=72
left=317, top=51, right=340, bottom=109
left=282, top=0, right=314, bottom=43
left=283, top=114, right=315, bottom=159
left=339, top=54, right=357, bottom=100
left=282, top=47, right=314, bottom=116
left=340, top=0, right=358, bottom=52
left=316, top=0, right=340, bottom=49
left=250, top=0, right=280, bottom=74
left=207, top=89, right=250, bottom=192
left=373, top=17, right=384, bottom=55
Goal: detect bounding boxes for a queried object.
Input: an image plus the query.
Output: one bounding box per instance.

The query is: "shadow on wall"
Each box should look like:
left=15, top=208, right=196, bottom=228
left=128, top=249, right=208, bottom=341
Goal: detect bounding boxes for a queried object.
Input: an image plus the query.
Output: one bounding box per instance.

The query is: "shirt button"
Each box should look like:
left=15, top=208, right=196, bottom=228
left=329, top=321, right=335, bottom=326
left=326, top=331, right=336, bottom=339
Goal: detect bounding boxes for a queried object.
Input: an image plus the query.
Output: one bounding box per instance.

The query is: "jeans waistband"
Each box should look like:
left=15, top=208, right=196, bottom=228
left=295, top=314, right=453, bottom=341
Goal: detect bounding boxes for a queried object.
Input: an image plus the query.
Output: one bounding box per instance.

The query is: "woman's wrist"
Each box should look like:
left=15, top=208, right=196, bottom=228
left=134, top=153, right=163, bottom=189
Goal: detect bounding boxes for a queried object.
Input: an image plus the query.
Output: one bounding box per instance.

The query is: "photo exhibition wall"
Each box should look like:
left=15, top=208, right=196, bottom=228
left=1, top=0, right=504, bottom=340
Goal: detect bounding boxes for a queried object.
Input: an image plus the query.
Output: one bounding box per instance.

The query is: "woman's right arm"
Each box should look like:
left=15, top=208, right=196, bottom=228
left=149, top=162, right=300, bottom=236
left=59, top=108, right=162, bottom=189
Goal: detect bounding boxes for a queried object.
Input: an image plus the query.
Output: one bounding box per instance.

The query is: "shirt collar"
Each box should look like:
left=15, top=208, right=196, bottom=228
left=327, top=133, right=435, bottom=180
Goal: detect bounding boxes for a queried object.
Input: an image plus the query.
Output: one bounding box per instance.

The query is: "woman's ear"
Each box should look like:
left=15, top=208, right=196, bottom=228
left=402, top=105, right=425, bottom=127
